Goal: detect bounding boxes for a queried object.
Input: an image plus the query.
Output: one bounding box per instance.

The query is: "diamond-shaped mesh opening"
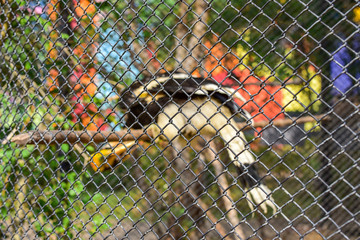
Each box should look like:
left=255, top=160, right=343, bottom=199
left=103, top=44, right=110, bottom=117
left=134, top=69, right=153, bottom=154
left=1, top=0, right=360, bottom=239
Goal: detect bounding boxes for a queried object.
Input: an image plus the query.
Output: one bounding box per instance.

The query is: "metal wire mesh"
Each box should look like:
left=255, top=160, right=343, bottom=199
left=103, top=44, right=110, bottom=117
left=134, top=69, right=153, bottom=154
left=0, top=0, right=359, bottom=239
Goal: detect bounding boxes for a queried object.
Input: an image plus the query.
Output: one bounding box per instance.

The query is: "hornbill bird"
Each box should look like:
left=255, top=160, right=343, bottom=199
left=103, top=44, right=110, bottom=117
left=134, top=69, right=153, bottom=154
left=93, top=72, right=276, bottom=213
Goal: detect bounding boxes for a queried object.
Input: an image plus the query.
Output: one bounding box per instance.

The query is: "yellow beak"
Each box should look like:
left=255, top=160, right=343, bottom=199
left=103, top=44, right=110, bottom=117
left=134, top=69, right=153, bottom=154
left=90, top=141, right=136, bottom=172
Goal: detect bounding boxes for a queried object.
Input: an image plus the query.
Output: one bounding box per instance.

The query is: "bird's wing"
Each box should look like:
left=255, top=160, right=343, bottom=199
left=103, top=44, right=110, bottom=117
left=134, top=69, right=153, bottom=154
left=143, top=73, right=211, bottom=96
left=121, top=73, right=252, bottom=123
left=200, top=82, right=253, bottom=124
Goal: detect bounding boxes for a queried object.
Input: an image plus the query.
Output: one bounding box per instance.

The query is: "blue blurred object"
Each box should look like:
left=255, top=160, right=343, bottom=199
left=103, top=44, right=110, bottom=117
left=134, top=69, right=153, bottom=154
left=330, top=33, right=360, bottom=97
left=96, top=28, right=140, bottom=80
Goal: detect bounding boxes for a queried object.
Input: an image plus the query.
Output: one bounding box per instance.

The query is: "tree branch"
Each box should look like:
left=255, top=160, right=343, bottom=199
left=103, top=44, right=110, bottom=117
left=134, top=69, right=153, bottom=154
left=175, top=0, right=209, bottom=73
left=11, top=129, right=152, bottom=146
left=203, top=139, right=246, bottom=239
left=11, top=114, right=329, bottom=146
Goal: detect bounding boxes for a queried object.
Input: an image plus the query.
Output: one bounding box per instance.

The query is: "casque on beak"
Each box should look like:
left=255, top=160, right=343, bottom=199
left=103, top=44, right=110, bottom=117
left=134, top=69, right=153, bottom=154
left=90, top=141, right=136, bottom=172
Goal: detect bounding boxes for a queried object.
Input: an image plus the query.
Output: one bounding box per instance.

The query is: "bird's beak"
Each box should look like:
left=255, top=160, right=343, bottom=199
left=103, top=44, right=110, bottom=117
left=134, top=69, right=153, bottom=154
left=90, top=141, right=136, bottom=172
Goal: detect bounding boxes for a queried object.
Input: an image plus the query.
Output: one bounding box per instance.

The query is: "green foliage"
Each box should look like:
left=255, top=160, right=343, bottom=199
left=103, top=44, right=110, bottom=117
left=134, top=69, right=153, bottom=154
left=0, top=0, right=100, bottom=236
left=0, top=94, right=24, bottom=130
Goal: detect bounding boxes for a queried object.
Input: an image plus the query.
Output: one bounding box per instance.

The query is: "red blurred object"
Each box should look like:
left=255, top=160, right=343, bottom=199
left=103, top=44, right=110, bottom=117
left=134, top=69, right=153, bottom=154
left=213, top=68, right=284, bottom=124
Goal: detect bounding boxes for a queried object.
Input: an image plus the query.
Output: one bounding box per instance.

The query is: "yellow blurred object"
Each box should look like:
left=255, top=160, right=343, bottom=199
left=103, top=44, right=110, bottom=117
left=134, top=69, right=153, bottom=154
left=354, top=7, right=360, bottom=23
left=90, top=141, right=136, bottom=172
left=282, top=65, right=322, bottom=112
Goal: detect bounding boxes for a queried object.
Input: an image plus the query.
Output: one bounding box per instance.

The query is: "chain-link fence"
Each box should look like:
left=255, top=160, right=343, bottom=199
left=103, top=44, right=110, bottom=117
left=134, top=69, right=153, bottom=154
left=1, top=0, right=359, bottom=239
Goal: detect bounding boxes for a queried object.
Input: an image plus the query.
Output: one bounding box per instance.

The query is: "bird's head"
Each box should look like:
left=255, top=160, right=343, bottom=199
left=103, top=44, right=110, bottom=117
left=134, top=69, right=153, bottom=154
left=90, top=141, right=136, bottom=172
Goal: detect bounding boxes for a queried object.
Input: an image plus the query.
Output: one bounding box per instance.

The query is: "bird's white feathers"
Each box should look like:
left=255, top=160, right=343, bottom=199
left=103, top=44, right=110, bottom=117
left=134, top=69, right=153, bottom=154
left=198, top=81, right=253, bottom=124
left=247, top=185, right=277, bottom=214
left=151, top=98, right=275, bottom=213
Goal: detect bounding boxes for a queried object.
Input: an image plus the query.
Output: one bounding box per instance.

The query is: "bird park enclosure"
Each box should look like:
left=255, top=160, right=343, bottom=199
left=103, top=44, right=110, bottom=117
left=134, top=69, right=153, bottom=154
left=1, top=0, right=360, bottom=239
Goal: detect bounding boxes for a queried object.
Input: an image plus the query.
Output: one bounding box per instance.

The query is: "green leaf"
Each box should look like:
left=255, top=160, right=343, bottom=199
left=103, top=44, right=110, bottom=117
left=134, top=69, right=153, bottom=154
left=69, top=189, right=76, bottom=197
left=61, top=144, right=70, bottom=153
left=55, top=208, right=65, bottom=220
left=93, top=214, right=104, bottom=226
left=5, top=150, right=13, bottom=160
left=61, top=33, right=70, bottom=40
left=63, top=217, right=70, bottom=228
left=86, top=145, right=95, bottom=152
left=92, top=193, right=104, bottom=204
left=81, top=193, right=91, bottom=204
left=67, top=172, right=77, bottom=183
left=34, top=222, right=42, bottom=232
left=25, top=61, right=31, bottom=71
left=50, top=197, right=60, bottom=208
left=74, top=181, right=84, bottom=194
left=55, top=226, right=65, bottom=234
left=44, top=225, right=53, bottom=233
left=56, top=188, right=66, bottom=199
left=21, top=149, right=31, bottom=159
left=0, top=206, right=7, bottom=218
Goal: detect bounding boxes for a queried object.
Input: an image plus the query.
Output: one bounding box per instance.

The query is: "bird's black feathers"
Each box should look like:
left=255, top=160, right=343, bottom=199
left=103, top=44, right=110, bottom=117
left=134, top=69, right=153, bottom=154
left=119, top=72, right=249, bottom=128
left=237, top=163, right=261, bottom=187
left=123, top=96, right=170, bottom=129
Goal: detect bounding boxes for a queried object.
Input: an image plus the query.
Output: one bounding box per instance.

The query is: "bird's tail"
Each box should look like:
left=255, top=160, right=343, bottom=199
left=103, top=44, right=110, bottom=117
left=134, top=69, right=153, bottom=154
left=236, top=159, right=276, bottom=213
left=220, top=124, right=276, bottom=213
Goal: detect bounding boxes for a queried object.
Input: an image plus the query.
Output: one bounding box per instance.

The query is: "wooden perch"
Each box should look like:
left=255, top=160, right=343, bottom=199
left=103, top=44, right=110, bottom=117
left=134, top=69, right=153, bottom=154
left=11, top=129, right=152, bottom=146
left=11, top=114, right=329, bottom=146
left=248, top=113, right=330, bottom=129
